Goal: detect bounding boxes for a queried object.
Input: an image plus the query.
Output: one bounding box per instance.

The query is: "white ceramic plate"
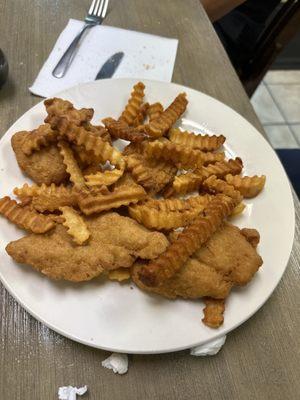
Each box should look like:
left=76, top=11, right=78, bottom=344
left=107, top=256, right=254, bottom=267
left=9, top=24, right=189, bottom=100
left=0, top=79, right=295, bottom=354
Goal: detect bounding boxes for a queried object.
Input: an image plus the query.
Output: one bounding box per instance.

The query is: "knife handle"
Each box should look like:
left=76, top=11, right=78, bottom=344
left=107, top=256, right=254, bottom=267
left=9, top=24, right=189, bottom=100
left=52, top=24, right=93, bottom=79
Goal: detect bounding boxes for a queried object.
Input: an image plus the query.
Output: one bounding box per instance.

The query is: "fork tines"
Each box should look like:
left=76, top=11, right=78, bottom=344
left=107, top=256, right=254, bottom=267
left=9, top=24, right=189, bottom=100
left=88, top=0, right=109, bottom=17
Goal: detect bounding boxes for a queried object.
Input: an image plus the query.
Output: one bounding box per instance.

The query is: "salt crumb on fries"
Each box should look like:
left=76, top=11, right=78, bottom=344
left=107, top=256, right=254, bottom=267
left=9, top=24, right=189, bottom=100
left=0, top=81, right=266, bottom=329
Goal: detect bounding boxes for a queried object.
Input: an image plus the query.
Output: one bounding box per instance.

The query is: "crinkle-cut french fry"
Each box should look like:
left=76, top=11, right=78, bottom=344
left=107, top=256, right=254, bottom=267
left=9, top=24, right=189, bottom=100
left=82, top=164, right=103, bottom=176
left=13, top=183, right=41, bottom=199
left=202, top=298, right=225, bottom=328
left=72, top=145, right=101, bottom=166
left=102, top=117, right=146, bottom=142
left=59, top=206, right=90, bottom=245
left=138, top=195, right=236, bottom=287
left=84, top=168, right=124, bottom=187
left=58, top=141, right=86, bottom=188
left=122, top=141, right=146, bottom=156
left=77, top=175, right=147, bottom=215
left=164, top=158, right=242, bottom=197
left=144, top=139, right=204, bottom=169
left=203, top=175, right=243, bottom=203
left=48, top=214, right=65, bottom=224
left=21, top=124, right=58, bottom=155
left=164, top=170, right=204, bottom=197
left=141, top=194, right=212, bottom=212
left=225, top=174, right=266, bottom=198
left=118, top=82, right=145, bottom=126
left=56, top=119, right=126, bottom=184
left=14, top=183, right=77, bottom=212
left=199, top=151, right=225, bottom=165
left=45, top=97, right=111, bottom=143
left=125, top=153, right=177, bottom=194
left=108, top=268, right=131, bottom=282
left=129, top=205, right=200, bottom=230
left=168, top=128, right=226, bottom=151
left=32, top=190, right=77, bottom=213
left=85, top=124, right=111, bottom=143
left=44, top=97, right=94, bottom=127
left=202, top=158, right=243, bottom=179
left=231, top=202, right=246, bottom=216
left=132, top=102, right=149, bottom=127
left=0, top=196, right=55, bottom=233
left=147, top=102, right=164, bottom=122
left=145, top=93, right=188, bottom=138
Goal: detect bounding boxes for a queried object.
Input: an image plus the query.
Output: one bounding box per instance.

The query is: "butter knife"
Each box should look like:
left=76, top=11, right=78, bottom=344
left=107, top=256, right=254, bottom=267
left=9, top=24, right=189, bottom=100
left=95, top=52, right=124, bottom=79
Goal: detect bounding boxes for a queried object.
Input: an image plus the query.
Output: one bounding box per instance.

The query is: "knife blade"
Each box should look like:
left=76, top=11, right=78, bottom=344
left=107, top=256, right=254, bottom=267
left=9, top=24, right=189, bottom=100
left=95, top=52, right=124, bottom=80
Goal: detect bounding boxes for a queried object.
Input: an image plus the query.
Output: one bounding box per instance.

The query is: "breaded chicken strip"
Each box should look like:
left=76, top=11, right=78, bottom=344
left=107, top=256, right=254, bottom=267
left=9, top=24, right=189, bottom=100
left=6, top=213, right=168, bottom=282
left=132, top=223, right=262, bottom=299
left=11, top=131, right=68, bottom=185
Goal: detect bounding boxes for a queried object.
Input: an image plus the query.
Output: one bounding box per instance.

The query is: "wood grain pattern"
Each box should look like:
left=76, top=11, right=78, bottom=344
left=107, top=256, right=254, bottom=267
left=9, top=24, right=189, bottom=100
left=0, top=0, right=299, bottom=399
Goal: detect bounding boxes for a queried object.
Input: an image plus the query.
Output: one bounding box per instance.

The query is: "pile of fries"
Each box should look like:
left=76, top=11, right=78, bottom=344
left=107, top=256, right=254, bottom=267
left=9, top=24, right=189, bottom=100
left=0, top=81, right=266, bottom=327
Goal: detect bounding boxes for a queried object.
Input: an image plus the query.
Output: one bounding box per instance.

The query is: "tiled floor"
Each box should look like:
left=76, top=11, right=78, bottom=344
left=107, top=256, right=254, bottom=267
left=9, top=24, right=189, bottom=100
left=251, top=70, right=300, bottom=149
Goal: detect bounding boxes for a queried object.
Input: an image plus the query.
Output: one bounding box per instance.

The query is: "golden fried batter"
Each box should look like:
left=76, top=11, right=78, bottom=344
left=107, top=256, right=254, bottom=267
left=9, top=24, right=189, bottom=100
left=11, top=131, right=68, bottom=185
left=132, top=259, right=232, bottom=299
left=193, top=223, right=262, bottom=285
left=6, top=212, right=169, bottom=282
left=132, top=223, right=262, bottom=298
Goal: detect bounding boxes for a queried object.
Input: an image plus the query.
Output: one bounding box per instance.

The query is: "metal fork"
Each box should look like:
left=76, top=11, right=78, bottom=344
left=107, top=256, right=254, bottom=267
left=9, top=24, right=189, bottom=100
left=52, top=0, right=109, bottom=78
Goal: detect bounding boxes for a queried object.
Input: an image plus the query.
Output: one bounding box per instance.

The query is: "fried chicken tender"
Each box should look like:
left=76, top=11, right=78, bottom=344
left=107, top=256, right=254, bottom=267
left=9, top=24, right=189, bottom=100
left=132, top=223, right=262, bottom=299
left=138, top=195, right=236, bottom=287
left=6, top=213, right=169, bottom=282
left=240, top=228, right=260, bottom=248
left=11, top=131, right=68, bottom=185
left=132, top=259, right=232, bottom=299
left=193, top=223, right=262, bottom=285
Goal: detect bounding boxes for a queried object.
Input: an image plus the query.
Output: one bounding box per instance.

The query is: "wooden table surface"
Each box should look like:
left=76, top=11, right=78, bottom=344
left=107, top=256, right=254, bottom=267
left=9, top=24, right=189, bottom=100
left=0, top=1, right=299, bottom=399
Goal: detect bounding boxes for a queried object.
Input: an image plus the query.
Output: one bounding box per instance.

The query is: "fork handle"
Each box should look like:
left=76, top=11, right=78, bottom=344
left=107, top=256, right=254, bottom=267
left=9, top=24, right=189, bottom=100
left=52, top=23, right=94, bottom=78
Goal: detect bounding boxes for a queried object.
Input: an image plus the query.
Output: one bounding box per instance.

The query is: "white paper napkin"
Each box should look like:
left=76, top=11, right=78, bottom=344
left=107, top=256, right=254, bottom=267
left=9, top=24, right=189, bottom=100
left=58, top=385, right=87, bottom=400
left=190, top=335, right=226, bottom=356
left=29, top=19, right=178, bottom=98
left=102, top=353, right=128, bottom=374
